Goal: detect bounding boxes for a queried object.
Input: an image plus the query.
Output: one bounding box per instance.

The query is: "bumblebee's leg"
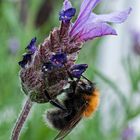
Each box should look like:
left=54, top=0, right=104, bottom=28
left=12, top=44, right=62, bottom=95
left=50, top=99, right=67, bottom=111
left=44, top=90, right=67, bottom=111
left=80, top=75, right=97, bottom=94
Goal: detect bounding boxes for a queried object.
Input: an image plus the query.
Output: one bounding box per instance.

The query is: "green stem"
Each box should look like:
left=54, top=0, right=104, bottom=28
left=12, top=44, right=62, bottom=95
left=11, top=98, right=33, bottom=140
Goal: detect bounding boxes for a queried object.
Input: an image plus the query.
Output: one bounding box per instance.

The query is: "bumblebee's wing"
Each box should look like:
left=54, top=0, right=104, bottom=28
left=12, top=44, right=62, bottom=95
left=54, top=116, right=81, bottom=140
left=54, top=105, right=85, bottom=140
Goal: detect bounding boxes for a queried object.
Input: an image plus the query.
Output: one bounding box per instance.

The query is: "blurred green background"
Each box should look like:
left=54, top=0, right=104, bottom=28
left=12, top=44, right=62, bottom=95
left=0, top=0, right=140, bottom=140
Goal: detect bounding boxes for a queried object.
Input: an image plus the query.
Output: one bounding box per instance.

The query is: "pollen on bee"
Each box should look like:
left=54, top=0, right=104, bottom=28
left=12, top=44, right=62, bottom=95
left=83, top=89, right=100, bottom=117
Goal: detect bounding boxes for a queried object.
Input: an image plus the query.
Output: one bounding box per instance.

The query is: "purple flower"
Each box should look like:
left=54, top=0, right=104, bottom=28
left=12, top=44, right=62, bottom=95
left=131, top=31, right=140, bottom=55
left=63, top=0, right=72, bottom=11
left=50, top=52, right=67, bottom=67
left=65, top=0, right=132, bottom=42
left=19, top=37, right=37, bottom=68
left=59, top=0, right=76, bottom=23
left=42, top=53, right=68, bottom=73
left=70, top=64, right=88, bottom=78
left=8, top=37, right=19, bottom=55
left=122, top=127, right=135, bottom=140
left=26, top=37, right=37, bottom=54
left=18, top=53, right=32, bottom=68
left=59, top=8, right=76, bottom=23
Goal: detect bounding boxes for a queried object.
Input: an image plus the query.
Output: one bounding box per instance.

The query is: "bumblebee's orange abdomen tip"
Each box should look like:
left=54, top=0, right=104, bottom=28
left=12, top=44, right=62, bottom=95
left=83, top=89, right=100, bottom=117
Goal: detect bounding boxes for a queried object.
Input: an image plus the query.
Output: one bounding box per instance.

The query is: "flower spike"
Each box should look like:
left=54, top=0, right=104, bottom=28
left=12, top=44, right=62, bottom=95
left=14, top=1, right=132, bottom=140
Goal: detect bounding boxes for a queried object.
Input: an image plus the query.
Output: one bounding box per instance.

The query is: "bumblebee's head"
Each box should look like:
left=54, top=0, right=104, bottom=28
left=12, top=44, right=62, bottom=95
left=78, top=79, right=96, bottom=95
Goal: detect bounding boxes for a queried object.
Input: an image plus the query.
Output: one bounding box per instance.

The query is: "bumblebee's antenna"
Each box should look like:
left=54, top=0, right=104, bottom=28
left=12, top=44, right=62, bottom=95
left=81, top=75, right=93, bottom=85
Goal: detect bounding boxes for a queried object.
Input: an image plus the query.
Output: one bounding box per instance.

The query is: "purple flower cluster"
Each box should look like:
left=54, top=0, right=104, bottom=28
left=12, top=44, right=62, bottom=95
left=122, top=127, right=135, bottom=140
left=131, top=31, right=140, bottom=55
left=18, top=0, right=131, bottom=103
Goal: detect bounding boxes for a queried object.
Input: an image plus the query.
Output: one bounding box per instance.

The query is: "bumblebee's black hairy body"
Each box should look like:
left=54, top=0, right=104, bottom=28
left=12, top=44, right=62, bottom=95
left=45, top=77, right=100, bottom=140
left=47, top=86, right=85, bottom=130
left=46, top=80, right=94, bottom=130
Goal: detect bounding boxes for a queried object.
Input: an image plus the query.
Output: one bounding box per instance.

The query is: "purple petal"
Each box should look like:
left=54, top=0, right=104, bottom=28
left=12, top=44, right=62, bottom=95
left=70, top=64, right=88, bottom=70
left=90, top=8, right=132, bottom=23
left=18, top=53, right=32, bottom=68
left=63, top=0, right=72, bottom=11
left=70, top=64, right=88, bottom=78
left=26, top=37, right=37, bottom=54
left=70, top=0, right=101, bottom=35
left=50, top=52, right=67, bottom=67
left=59, top=8, right=76, bottom=22
left=77, top=23, right=117, bottom=41
left=19, top=37, right=37, bottom=68
left=8, top=37, right=19, bottom=55
left=122, top=127, right=135, bottom=140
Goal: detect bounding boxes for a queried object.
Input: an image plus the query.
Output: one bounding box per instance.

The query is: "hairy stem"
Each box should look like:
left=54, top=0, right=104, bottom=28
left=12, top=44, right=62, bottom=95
left=11, top=98, right=33, bottom=140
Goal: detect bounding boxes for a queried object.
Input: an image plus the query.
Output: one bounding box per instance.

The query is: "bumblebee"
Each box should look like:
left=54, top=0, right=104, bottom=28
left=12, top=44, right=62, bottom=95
left=45, top=75, right=100, bottom=140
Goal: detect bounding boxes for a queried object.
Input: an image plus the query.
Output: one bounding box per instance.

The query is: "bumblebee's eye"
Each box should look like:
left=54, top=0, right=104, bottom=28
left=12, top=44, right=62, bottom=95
left=79, top=81, right=93, bottom=95
left=85, top=85, right=93, bottom=93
